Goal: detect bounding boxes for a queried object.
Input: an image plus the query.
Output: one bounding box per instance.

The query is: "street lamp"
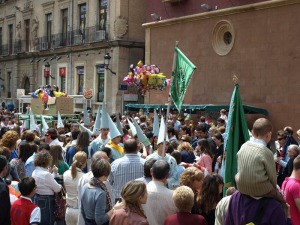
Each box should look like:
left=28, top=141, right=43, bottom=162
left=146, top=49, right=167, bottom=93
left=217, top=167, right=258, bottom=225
left=45, top=62, right=50, bottom=73
left=44, top=62, right=55, bottom=80
left=104, top=53, right=116, bottom=75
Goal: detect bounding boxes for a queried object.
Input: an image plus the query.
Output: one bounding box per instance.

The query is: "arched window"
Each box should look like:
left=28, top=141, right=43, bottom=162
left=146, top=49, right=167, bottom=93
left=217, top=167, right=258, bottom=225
left=24, top=77, right=30, bottom=94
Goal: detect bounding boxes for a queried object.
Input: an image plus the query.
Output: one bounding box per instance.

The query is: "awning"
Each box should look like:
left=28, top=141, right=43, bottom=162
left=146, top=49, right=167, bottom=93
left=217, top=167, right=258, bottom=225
left=125, top=104, right=269, bottom=116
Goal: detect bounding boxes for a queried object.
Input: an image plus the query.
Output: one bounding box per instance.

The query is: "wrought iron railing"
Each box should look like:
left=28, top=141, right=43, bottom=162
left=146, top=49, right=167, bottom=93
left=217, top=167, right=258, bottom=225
left=0, top=26, right=107, bottom=54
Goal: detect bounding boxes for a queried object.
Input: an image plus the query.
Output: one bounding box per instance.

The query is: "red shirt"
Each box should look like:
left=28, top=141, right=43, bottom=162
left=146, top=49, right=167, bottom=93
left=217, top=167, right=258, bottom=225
left=10, top=197, right=39, bottom=225
left=164, top=212, right=208, bottom=225
left=282, top=177, right=300, bottom=225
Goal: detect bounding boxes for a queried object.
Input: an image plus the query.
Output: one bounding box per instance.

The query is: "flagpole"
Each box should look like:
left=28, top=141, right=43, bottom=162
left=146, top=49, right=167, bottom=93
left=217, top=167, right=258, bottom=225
left=162, top=41, right=179, bottom=159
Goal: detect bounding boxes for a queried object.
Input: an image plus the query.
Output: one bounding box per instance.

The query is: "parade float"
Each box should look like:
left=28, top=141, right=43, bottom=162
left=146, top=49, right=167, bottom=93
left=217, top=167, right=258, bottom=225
left=30, top=85, right=74, bottom=115
left=122, top=60, right=171, bottom=95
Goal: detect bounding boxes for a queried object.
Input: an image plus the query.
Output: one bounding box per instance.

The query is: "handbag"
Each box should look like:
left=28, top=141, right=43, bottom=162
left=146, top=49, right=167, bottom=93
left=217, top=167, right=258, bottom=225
left=87, top=146, right=92, bottom=172
left=53, top=186, right=66, bottom=220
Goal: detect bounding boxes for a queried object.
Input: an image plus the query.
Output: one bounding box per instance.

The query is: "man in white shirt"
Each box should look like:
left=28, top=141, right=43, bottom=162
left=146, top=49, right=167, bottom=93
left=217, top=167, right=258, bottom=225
left=45, top=128, right=64, bottom=147
left=172, top=114, right=181, bottom=132
left=143, top=160, right=177, bottom=225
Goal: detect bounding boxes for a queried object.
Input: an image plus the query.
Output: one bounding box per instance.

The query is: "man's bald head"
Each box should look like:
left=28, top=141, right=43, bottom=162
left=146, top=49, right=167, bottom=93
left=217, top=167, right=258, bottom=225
left=92, top=151, right=109, bottom=164
left=124, top=138, right=138, bottom=154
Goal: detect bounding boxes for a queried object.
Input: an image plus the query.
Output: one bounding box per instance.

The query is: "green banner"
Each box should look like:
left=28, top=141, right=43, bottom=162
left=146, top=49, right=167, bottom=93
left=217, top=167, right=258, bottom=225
left=224, top=84, right=250, bottom=192
left=171, top=47, right=196, bottom=111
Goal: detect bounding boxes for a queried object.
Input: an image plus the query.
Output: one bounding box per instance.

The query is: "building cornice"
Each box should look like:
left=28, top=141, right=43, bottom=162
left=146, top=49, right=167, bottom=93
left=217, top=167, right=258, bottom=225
left=0, top=40, right=145, bottom=61
left=143, top=0, right=300, bottom=28
left=42, top=1, right=55, bottom=8
left=5, top=14, right=15, bottom=20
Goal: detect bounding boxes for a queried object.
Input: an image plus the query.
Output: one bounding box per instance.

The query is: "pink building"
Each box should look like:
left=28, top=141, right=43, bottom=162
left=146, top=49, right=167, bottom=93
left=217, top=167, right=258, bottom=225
left=143, top=0, right=300, bottom=134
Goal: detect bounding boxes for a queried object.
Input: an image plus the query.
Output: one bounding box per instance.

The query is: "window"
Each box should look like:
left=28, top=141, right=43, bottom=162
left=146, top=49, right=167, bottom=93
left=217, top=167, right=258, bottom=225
left=25, top=19, right=30, bottom=52
left=0, top=27, right=2, bottom=55
left=77, top=66, right=84, bottom=95
left=8, top=24, right=13, bottom=54
left=61, top=9, right=68, bottom=46
left=99, top=0, right=107, bottom=31
left=7, top=72, right=11, bottom=98
left=46, top=13, right=52, bottom=46
left=97, top=65, right=105, bottom=102
left=79, top=3, right=86, bottom=40
left=60, top=76, right=66, bottom=93
left=24, top=77, right=30, bottom=94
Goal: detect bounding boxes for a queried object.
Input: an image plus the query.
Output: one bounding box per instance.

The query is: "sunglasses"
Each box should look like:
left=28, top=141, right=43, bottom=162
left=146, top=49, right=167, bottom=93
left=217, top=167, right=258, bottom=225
left=277, top=137, right=285, bottom=141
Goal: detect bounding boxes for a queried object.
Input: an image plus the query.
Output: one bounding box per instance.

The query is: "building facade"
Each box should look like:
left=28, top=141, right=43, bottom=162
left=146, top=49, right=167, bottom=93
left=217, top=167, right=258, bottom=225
left=0, top=0, right=145, bottom=114
left=143, top=0, right=300, bottom=133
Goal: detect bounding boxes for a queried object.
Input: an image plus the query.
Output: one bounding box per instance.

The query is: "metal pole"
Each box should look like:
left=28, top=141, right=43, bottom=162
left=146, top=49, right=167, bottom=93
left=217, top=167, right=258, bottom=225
left=162, top=41, right=178, bottom=159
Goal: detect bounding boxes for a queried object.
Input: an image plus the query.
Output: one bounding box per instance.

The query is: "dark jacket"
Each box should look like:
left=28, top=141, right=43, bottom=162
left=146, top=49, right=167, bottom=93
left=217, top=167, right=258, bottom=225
left=0, top=178, right=11, bottom=225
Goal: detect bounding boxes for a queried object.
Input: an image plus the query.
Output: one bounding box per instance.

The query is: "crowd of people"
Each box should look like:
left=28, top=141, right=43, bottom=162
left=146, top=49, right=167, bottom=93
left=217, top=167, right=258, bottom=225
left=0, top=107, right=300, bottom=225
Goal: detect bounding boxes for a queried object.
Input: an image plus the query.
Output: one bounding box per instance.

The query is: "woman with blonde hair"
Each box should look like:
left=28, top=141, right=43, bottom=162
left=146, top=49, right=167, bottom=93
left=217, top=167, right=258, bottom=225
left=164, top=186, right=207, bottom=225
left=63, top=151, right=87, bottom=225
left=0, top=130, right=19, bottom=151
left=178, top=141, right=195, bottom=163
left=50, top=145, right=69, bottom=175
left=110, top=180, right=149, bottom=225
left=180, top=167, right=204, bottom=214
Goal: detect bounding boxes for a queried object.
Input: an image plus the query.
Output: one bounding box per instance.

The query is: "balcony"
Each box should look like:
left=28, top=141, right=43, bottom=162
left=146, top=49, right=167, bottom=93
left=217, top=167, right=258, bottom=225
left=14, top=40, right=27, bottom=53
left=0, top=44, right=8, bottom=56
left=0, top=26, right=107, bottom=54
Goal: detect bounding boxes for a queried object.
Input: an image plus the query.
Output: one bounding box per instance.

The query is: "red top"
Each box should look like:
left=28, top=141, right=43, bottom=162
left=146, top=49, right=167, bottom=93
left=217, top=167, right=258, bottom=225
left=10, top=197, right=38, bottom=225
left=164, top=212, right=208, bottom=225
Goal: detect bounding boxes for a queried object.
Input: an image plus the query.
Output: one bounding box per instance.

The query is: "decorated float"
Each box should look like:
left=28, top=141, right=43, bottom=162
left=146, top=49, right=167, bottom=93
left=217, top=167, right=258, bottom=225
left=123, top=60, right=171, bottom=95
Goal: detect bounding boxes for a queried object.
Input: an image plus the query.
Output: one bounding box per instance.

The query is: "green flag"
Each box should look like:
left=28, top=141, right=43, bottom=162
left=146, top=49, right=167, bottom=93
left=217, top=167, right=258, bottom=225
left=223, top=84, right=250, bottom=192
left=171, top=47, right=196, bottom=111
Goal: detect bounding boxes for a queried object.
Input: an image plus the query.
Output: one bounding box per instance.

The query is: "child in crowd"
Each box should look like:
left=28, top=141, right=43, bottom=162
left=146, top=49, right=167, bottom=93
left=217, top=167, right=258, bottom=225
left=219, top=109, right=228, bottom=123
left=235, top=118, right=286, bottom=211
left=10, top=177, right=41, bottom=225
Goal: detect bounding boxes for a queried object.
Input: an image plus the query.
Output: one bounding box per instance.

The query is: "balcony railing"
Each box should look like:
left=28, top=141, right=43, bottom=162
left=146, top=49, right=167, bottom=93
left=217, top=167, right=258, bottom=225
left=0, top=44, right=8, bottom=56
left=0, top=26, right=107, bottom=54
left=14, top=40, right=27, bottom=53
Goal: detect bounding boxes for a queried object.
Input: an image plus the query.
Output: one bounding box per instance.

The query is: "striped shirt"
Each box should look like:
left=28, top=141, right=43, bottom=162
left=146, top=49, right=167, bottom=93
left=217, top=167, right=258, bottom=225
left=108, top=154, right=145, bottom=199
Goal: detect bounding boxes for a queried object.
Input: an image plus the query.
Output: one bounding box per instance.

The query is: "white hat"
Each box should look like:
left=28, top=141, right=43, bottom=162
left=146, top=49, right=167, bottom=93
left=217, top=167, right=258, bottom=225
left=77, top=122, right=93, bottom=136
left=23, top=117, right=29, bottom=130
left=107, top=112, right=121, bottom=139
left=83, top=102, right=90, bottom=126
left=29, top=111, right=36, bottom=131
left=100, top=103, right=109, bottom=129
left=134, top=116, right=140, bottom=124
left=57, top=111, right=64, bottom=128
left=133, top=119, right=151, bottom=147
left=127, top=118, right=137, bottom=137
left=116, top=115, right=124, bottom=136
left=92, top=105, right=102, bottom=135
left=153, top=109, right=159, bottom=137
left=157, top=116, right=169, bottom=145
left=41, top=115, right=49, bottom=133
